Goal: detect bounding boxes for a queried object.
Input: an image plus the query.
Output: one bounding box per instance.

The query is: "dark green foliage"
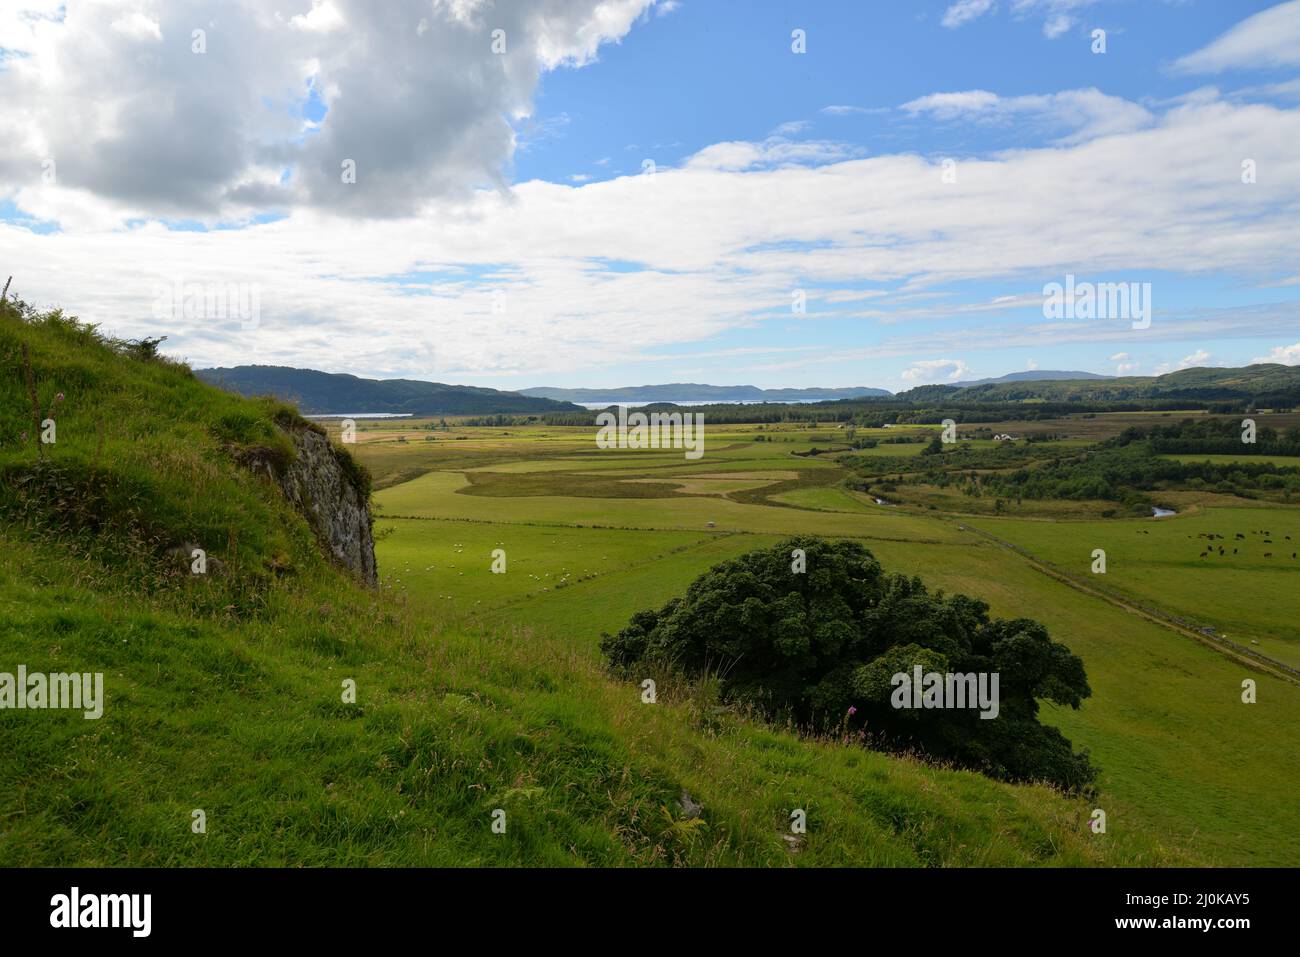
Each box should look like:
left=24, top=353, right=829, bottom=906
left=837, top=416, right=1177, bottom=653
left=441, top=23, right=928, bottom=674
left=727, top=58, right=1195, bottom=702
left=1131, top=418, right=1300, bottom=458
left=958, top=430, right=1300, bottom=505
left=603, top=536, right=1097, bottom=791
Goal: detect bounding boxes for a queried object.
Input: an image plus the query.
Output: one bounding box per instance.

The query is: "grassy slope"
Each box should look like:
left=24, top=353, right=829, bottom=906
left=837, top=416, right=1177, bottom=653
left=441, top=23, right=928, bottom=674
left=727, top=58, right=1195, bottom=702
left=0, top=308, right=1181, bottom=866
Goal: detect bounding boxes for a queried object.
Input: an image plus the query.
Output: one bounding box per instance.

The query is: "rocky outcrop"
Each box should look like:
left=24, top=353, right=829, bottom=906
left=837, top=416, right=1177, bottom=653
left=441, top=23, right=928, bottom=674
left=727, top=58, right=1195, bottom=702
left=271, top=423, right=377, bottom=585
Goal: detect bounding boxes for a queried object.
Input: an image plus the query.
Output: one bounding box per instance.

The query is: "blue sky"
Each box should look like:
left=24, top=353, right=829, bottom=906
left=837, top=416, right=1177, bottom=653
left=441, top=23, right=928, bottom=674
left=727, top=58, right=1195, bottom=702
left=515, top=0, right=1267, bottom=183
left=2, top=0, right=1299, bottom=391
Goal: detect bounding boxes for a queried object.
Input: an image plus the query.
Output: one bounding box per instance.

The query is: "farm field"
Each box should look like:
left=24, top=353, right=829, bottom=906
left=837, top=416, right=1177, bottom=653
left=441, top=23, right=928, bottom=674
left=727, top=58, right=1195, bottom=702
left=969, top=508, right=1300, bottom=670
left=361, top=421, right=1300, bottom=866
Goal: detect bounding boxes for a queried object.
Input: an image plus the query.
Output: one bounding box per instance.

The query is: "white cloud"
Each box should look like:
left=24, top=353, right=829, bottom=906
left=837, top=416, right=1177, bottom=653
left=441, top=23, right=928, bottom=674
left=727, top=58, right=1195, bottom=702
left=1251, top=342, right=1300, bottom=365
left=1010, top=0, right=1100, bottom=39
left=1178, top=349, right=1212, bottom=370
left=683, top=138, right=861, bottom=171
left=771, top=120, right=811, bottom=136
left=1173, top=1, right=1300, bottom=74
left=3, top=86, right=1300, bottom=380
left=289, top=1, right=346, bottom=33
left=942, top=1, right=997, bottom=29
left=1042, top=13, right=1072, bottom=39
left=901, top=90, right=1002, bottom=118
left=110, top=12, right=164, bottom=41
left=942, top=0, right=1100, bottom=38
left=1026, top=358, right=1039, bottom=370
left=1109, top=352, right=1143, bottom=375
left=0, top=0, right=657, bottom=220
left=820, top=105, right=884, bottom=116
left=902, top=359, right=972, bottom=383
left=901, top=87, right=1153, bottom=144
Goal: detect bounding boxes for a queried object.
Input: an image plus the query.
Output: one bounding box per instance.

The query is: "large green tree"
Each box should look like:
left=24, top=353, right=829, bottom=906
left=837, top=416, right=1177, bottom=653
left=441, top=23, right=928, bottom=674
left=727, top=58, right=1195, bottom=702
left=603, top=537, right=1096, bottom=791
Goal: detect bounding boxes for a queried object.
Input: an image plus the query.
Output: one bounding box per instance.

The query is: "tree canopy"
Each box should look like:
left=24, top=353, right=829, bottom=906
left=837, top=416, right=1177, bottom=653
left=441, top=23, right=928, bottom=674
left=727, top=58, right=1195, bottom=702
left=602, top=537, right=1096, bottom=791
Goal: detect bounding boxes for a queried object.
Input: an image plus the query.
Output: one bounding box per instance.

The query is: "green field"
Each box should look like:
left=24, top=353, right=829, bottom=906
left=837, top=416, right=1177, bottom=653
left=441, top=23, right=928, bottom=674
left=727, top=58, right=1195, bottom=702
left=367, top=424, right=1300, bottom=866
left=970, top=508, right=1300, bottom=669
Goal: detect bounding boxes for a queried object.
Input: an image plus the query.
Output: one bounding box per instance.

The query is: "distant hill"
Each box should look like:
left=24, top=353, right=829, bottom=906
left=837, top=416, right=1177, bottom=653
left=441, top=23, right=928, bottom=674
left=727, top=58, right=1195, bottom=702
left=520, top=383, right=892, bottom=403
left=955, top=370, right=1111, bottom=387
left=896, top=365, right=1300, bottom=405
left=196, top=365, right=584, bottom=415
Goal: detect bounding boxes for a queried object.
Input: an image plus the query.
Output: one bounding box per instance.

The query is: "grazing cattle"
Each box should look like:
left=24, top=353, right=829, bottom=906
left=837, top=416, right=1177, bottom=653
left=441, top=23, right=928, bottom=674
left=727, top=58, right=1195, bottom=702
left=1264, top=553, right=1272, bottom=558
left=1200, top=551, right=1208, bottom=558
left=1234, top=548, right=1238, bottom=554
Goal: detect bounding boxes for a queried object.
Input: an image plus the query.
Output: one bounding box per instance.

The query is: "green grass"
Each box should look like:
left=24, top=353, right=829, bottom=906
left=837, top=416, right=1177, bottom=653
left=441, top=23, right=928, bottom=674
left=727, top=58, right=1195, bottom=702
left=379, top=518, right=716, bottom=613
left=969, top=508, right=1300, bottom=669
left=0, top=304, right=1177, bottom=867
left=860, top=536, right=1300, bottom=867
left=364, top=431, right=1300, bottom=866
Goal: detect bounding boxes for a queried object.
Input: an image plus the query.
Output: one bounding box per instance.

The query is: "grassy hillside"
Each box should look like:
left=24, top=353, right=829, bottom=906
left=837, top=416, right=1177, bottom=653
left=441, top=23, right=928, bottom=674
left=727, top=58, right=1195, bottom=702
left=935, top=364, right=1300, bottom=405
left=197, top=365, right=584, bottom=416
left=0, top=301, right=1189, bottom=866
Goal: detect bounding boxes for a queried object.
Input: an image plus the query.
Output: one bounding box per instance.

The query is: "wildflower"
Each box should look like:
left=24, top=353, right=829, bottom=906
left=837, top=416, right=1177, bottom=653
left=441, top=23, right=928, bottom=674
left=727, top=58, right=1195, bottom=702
left=847, top=706, right=858, bottom=716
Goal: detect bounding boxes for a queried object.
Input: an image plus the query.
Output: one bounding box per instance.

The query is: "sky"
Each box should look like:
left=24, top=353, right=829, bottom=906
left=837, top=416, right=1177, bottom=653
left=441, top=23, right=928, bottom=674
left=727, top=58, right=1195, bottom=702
left=1, top=0, right=1299, bottom=393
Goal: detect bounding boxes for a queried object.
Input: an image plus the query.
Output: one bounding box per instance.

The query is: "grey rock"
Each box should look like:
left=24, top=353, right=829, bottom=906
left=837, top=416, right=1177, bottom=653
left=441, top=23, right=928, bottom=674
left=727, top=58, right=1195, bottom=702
left=274, top=424, right=377, bottom=585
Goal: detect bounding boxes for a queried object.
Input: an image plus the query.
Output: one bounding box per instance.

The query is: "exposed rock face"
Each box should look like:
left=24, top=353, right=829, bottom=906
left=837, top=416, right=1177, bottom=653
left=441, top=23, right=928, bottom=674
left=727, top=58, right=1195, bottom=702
left=273, top=424, right=377, bottom=585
